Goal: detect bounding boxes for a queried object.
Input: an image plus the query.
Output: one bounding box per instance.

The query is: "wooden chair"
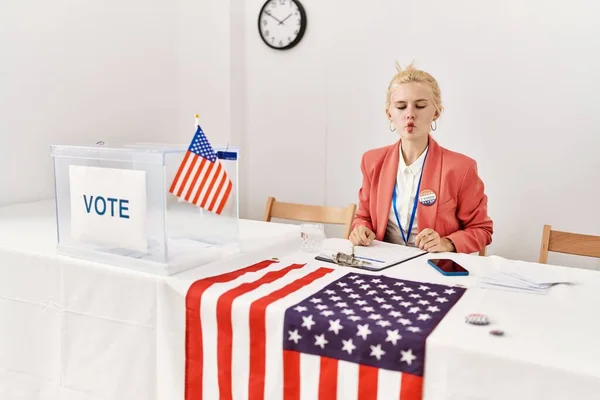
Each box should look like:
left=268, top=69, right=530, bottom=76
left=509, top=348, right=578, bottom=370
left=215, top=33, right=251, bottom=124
left=538, top=224, right=600, bottom=264
left=263, top=197, right=357, bottom=239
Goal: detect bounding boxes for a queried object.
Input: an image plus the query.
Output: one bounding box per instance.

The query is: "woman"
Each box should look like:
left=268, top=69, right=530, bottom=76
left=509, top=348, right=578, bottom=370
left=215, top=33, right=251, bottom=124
left=349, top=62, right=493, bottom=254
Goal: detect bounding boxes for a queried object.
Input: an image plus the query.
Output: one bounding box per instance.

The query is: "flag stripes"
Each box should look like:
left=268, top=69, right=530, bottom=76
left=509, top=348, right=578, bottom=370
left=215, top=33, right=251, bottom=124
left=169, top=125, right=232, bottom=214
left=185, top=261, right=425, bottom=400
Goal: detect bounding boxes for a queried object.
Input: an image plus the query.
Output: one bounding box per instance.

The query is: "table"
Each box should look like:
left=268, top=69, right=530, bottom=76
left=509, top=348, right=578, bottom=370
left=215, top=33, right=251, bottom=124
left=0, top=200, right=301, bottom=400
left=2, top=200, right=600, bottom=400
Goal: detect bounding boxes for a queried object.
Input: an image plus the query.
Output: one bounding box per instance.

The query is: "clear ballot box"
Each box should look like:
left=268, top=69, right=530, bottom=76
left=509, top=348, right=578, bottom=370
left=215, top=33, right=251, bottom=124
left=50, top=142, right=240, bottom=275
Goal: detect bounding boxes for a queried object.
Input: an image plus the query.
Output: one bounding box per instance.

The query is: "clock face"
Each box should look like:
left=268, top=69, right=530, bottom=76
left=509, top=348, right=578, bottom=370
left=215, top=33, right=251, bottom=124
left=258, top=0, right=306, bottom=50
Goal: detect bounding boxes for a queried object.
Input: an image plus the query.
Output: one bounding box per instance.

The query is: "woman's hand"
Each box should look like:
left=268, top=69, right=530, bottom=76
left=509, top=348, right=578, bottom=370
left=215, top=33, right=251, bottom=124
left=349, top=225, right=376, bottom=246
left=414, top=228, right=456, bottom=252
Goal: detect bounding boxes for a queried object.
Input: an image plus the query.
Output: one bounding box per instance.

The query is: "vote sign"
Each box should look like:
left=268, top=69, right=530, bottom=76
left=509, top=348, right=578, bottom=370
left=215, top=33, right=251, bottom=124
left=69, top=165, right=148, bottom=253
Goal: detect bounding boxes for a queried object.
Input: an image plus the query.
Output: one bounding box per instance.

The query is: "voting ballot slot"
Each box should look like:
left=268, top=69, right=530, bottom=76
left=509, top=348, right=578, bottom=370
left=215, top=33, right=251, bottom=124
left=50, top=143, right=240, bottom=275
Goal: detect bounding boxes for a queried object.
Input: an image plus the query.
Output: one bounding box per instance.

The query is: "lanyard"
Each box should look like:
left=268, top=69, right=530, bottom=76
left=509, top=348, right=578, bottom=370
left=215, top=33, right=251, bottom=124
left=392, top=150, right=428, bottom=245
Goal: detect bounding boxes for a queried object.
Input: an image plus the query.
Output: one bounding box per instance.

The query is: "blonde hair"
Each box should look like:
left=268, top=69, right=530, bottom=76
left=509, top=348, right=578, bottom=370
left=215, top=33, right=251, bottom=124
left=385, top=61, right=443, bottom=119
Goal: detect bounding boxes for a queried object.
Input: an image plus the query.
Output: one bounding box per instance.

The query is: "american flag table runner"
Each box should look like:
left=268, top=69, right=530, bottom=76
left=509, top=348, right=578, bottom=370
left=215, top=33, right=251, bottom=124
left=185, top=260, right=465, bottom=400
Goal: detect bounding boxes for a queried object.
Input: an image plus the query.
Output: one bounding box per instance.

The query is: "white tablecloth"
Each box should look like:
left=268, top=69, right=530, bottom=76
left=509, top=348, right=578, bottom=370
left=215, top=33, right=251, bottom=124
left=0, top=200, right=300, bottom=400
left=1, top=200, right=600, bottom=400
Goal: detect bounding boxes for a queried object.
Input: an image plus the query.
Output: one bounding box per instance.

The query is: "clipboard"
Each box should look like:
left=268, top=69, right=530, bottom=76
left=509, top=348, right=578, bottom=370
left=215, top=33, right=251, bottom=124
left=315, top=251, right=427, bottom=272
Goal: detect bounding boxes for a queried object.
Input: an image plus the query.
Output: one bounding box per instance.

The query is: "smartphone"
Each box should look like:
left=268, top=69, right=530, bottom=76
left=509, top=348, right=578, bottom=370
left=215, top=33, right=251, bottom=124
left=427, top=259, right=469, bottom=276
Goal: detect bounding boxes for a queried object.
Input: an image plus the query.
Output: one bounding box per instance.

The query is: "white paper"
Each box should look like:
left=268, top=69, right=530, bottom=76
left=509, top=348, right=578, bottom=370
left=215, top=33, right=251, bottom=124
left=354, top=240, right=426, bottom=266
left=479, top=270, right=574, bottom=294
left=69, top=165, right=148, bottom=253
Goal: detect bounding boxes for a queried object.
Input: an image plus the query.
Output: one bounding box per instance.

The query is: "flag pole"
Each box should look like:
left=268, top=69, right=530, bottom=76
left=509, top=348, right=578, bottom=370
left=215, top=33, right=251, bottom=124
left=194, top=113, right=204, bottom=217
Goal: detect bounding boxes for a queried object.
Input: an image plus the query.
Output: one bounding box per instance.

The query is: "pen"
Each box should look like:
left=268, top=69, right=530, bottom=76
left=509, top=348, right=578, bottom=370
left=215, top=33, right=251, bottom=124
left=354, top=256, right=385, bottom=263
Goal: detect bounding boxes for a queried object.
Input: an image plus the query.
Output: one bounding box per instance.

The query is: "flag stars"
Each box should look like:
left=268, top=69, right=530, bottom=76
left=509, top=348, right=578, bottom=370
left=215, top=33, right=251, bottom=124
left=328, top=319, right=344, bottom=335
left=283, top=277, right=463, bottom=372
left=301, top=315, right=315, bottom=330
left=357, top=324, right=372, bottom=340
left=342, top=338, right=356, bottom=354
left=314, top=334, right=329, bottom=349
left=386, top=329, right=402, bottom=345
left=370, top=344, right=386, bottom=360
left=288, top=330, right=302, bottom=344
left=417, top=314, right=431, bottom=321
left=400, top=349, right=417, bottom=365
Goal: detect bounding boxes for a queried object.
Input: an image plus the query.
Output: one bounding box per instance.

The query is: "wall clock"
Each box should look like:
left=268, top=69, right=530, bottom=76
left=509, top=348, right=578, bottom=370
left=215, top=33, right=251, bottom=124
left=258, top=0, right=307, bottom=50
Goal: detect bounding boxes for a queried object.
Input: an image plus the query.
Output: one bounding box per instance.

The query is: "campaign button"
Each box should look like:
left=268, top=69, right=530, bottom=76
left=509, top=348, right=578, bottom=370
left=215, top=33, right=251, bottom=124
left=419, top=189, right=437, bottom=206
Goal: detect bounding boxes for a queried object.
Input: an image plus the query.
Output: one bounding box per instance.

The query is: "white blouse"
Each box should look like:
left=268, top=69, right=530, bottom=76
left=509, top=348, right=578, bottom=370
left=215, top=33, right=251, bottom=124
left=385, top=147, right=428, bottom=246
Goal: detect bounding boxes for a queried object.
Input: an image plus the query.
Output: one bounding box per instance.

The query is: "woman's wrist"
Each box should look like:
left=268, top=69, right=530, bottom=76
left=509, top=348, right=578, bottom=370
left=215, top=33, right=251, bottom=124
left=441, top=237, right=456, bottom=252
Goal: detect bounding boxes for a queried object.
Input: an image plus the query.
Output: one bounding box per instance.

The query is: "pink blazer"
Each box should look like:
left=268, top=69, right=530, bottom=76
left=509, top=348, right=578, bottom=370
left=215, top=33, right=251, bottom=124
left=352, top=136, right=493, bottom=254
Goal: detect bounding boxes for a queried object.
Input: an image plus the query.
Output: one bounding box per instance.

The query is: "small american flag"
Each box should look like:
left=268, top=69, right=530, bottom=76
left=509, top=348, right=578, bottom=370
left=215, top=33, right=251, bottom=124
left=169, top=124, right=232, bottom=214
left=185, top=260, right=465, bottom=399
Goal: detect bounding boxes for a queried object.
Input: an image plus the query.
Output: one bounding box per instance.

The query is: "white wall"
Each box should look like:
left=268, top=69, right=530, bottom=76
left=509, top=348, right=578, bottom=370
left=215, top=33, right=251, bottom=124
left=242, top=0, right=600, bottom=269
left=0, top=0, right=179, bottom=206
left=172, top=0, right=234, bottom=146
left=243, top=0, right=329, bottom=220
left=0, top=0, right=234, bottom=206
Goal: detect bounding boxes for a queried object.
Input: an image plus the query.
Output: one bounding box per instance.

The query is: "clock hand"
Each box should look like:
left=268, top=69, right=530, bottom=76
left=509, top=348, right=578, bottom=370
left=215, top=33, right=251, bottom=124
left=265, top=10, right=283, bottom=24
left=279, top=13, right=292, bottom=25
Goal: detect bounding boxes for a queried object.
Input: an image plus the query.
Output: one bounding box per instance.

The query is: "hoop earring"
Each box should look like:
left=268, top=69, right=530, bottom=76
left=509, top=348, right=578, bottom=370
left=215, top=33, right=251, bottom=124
left=431, top=120, right=437, bottom=131
left=389, top=120, right=396, bottom=132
